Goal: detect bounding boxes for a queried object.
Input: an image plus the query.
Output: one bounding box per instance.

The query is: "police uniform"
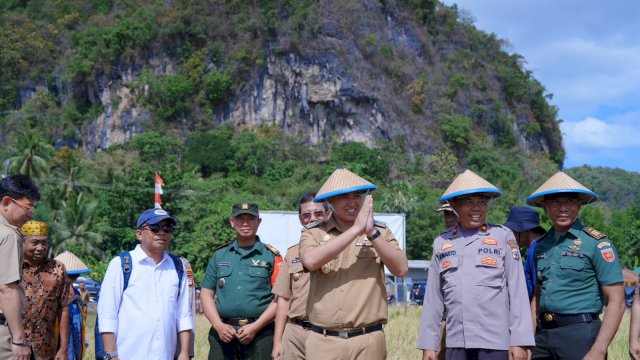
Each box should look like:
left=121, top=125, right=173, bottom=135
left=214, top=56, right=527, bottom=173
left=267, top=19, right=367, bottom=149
left=271, top=244, right=311, bottom=360
left=417, top=224, right=535, bottom=354
left=202, top=237, right=281, bottom=360
left=299, top=218, right=400, bottom=360
left=532, top=221, right=622, bottom=359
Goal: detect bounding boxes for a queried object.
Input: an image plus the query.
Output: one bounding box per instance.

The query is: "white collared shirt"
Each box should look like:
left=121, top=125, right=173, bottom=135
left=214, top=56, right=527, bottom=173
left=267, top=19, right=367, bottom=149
left=98, top=245, right=193, bottom=360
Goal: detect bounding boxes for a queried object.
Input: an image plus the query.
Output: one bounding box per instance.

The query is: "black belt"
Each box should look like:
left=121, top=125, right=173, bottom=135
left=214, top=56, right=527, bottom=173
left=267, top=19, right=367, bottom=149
left=539, top=312, right=600, bottom=329
left=288, top=318, right=312, bottom=329
left=311, top=324, right=383, bottom=339
left=222, top=317, right=257, bottom=326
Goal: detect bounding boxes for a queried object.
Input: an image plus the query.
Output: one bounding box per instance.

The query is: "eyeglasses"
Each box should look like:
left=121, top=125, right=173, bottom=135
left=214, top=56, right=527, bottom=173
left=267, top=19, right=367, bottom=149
left=9, top=197, right=36, bottom=213
left=300, top=211, right=327, bottom=221
left=141, top=223, right=175, bottom=234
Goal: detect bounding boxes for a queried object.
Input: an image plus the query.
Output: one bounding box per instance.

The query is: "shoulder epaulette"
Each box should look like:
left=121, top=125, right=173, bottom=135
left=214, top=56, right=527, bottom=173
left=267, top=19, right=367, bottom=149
left=374, top=220, right=388, bottom=228
left=264, top=243, right=281, bottom=256
left=583, top=226, right=606, bottom=240
left=287, top=243, right=300, bottom=250
left=215, top=241, right=232, bottom=250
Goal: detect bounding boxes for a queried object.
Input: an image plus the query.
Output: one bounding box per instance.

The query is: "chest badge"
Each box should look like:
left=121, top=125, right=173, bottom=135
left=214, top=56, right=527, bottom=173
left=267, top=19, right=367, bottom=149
left=481, top=256, right=497, bottom=266
left=218, top=278, right=225, bottom=288
left=441, top=242, right=453, bottom=250
left=573, top=239, right=582, bottom=246
left=483, top=238, right=498, bottom=246
left=292, top=272, right=301, bottom=281
left=442, top=260, right=451, bottom=269
left=320, top=263, right=332, bottom=275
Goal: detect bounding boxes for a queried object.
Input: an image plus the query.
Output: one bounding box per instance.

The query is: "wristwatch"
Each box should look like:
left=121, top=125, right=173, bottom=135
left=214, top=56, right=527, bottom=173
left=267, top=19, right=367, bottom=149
left=367, top=229, right=381, bottom=241
left=104, top=351, right=118, bottom=360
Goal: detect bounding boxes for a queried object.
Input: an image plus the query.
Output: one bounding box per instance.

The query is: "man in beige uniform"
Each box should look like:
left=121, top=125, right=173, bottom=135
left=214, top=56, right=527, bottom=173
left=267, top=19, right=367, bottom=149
left=272, top=191, right=330, bottom=360
left=299, top=167, right=408, bottom=360
left=0, top=174, right=40, bottom=360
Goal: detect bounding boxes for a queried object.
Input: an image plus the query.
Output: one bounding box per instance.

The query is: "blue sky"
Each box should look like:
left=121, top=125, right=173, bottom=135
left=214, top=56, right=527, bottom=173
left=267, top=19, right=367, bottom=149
left=441, top=0, right=640, bottom=173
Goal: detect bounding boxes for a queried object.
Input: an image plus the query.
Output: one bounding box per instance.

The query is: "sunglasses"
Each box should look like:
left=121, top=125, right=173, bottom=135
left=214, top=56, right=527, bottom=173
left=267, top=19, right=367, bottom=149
left=300, top=211, right=327, bottom=221
left=141, top=223, right=175, bottom=234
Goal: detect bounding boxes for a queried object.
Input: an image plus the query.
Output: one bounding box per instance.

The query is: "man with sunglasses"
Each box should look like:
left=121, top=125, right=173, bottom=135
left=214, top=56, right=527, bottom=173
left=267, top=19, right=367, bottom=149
left=271, top=191, right=331, bottom=360
left=98, top=208, right=193, bottom=360
left=0, top=174, right=40, bottom=360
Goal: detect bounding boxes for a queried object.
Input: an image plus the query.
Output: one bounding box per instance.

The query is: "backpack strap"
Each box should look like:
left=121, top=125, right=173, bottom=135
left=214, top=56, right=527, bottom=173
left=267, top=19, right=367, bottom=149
left=118, top=252, right=133, bottom=291
left=168, top=253, right=184, bottom=298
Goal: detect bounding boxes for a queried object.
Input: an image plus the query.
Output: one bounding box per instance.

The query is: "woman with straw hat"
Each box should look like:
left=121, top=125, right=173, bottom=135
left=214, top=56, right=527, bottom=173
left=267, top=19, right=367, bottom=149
left=299, top=167, right=408, bottom=360
left=417, top=170, right=534, bottom=360
left=527, top=172, right=624, bottom=360
left=54, top=251, right=91, bottom=360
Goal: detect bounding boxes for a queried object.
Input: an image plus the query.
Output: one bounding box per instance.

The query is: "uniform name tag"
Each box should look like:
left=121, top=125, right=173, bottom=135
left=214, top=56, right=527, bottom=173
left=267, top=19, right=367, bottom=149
left=355, top=242, right=372, bottom=247
left=291, top=258, right=301, bottom=264
left=436, top=250, right=456, bottom=260
left=217, top=262, right=230, bottom=267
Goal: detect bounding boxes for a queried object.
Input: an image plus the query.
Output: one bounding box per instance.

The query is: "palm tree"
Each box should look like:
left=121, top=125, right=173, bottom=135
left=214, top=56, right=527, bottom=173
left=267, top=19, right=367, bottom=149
left=50, top=192, right=103, bottom=259
left=5, top=131, right=54, bottom=178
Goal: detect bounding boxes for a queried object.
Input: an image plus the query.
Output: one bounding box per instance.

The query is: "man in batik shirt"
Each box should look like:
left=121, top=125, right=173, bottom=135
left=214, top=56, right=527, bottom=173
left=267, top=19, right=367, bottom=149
left=21, top=220, right=75, bottom=360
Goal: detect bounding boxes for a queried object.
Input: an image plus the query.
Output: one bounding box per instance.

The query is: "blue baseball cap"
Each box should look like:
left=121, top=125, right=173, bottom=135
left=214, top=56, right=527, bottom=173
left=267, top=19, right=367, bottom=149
left=504, top=206, right=545, bottom=233
left=136, top=208, right=177, bottom=229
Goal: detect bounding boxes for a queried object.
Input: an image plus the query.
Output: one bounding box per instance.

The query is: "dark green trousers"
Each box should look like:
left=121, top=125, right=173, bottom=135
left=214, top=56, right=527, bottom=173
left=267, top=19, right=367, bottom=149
left=207, top=323, right=274, bottom=360
left=532, top=319, right=602, bottom=360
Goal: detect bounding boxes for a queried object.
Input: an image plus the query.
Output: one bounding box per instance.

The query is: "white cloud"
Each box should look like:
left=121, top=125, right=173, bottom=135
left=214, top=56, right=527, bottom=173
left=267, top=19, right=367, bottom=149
left=561, top=117, right=640, bottom=150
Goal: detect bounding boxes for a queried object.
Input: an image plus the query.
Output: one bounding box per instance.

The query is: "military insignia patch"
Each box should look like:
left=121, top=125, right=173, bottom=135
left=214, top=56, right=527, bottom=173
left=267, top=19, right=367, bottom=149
left=512, top=248, right=520, bottom=260
left=481, top=257, right=497, bottom=266
left=507, top=240, right=518, bottom=250
left=442, top=260, right=451, bottom=269
left=597, top=242, right=611, bottom=248
left=583, top=227, right=606, bottom=240
left=601, top=248, right=615, bottom=262
left=442, top=242, right=453, bottom=250
left=264, top=243, right=281, bottom=256
left=573, top=239, right=582, bottom=246
left=483, top=238, right=498, bottom=246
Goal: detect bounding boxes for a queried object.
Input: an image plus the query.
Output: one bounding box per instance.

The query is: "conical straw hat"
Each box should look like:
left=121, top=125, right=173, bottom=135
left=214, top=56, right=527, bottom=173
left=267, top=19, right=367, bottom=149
left=54, top=251, right=90, bottom=275
left=315, top=167, right=377, bottom=201
left=526, top=171, right=598, bottom=207
left=440, top=169, right=502, bottom=203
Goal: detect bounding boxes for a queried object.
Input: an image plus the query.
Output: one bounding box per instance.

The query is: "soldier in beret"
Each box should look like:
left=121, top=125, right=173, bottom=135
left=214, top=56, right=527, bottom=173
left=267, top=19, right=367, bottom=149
left=299, top=167, right=408, bottom=360
left=201, top=203, right=283, bottom=360
left=417, top=170, right=534, bottom=360
left=528, top=172, right=624, bottom=360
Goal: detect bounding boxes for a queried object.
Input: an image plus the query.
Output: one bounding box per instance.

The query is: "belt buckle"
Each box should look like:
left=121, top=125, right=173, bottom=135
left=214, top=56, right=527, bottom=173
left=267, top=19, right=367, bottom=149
left=238, top=319, right=249, bottom=326
left=338, top=330, right=349, bottom=339
left=544, top=313, right=554, bottom=321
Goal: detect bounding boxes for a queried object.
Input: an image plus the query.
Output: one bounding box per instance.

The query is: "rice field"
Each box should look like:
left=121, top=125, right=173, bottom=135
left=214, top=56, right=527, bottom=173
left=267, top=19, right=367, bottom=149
left=84, top=305, right=632, bottom=359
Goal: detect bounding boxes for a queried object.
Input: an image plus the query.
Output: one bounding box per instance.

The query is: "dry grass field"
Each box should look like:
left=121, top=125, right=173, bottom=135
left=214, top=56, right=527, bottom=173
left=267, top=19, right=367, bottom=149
left=85, top=305, right=632, bottom=359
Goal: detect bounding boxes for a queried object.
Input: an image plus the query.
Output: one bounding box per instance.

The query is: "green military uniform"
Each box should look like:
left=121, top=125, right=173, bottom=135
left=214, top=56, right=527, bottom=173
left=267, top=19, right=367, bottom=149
left=202, top=237, right=281, bottom=360
left=535, top=219, right=622, bottom=314
left=533, top=220, right=622, bottom=359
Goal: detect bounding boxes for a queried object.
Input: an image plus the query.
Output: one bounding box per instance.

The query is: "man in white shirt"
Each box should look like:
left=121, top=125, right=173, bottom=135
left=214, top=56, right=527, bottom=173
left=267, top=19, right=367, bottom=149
left=98, top=208, right=193, bottom=360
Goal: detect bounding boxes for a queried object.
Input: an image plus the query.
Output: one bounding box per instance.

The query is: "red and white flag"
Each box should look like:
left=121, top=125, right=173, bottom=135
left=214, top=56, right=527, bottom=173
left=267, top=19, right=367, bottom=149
left=154, top=173, right=164, bottom=209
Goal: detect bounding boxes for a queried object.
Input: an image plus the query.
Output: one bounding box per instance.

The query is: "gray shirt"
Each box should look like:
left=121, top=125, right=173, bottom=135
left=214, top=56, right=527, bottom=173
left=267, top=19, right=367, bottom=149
left=417, top=223, right=535, bottom=351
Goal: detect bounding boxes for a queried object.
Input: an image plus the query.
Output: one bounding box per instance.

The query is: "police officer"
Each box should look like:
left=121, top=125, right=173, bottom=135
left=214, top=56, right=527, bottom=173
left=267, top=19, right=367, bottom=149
left=271, top=192, right=330, bottom=360
left=201, top=203, right=283, bottom=360
left=299, top=167, right=408, bottom=360
left=527, top=172, right=624, bottom=360
left=417, top=170, right=534, bottom=360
